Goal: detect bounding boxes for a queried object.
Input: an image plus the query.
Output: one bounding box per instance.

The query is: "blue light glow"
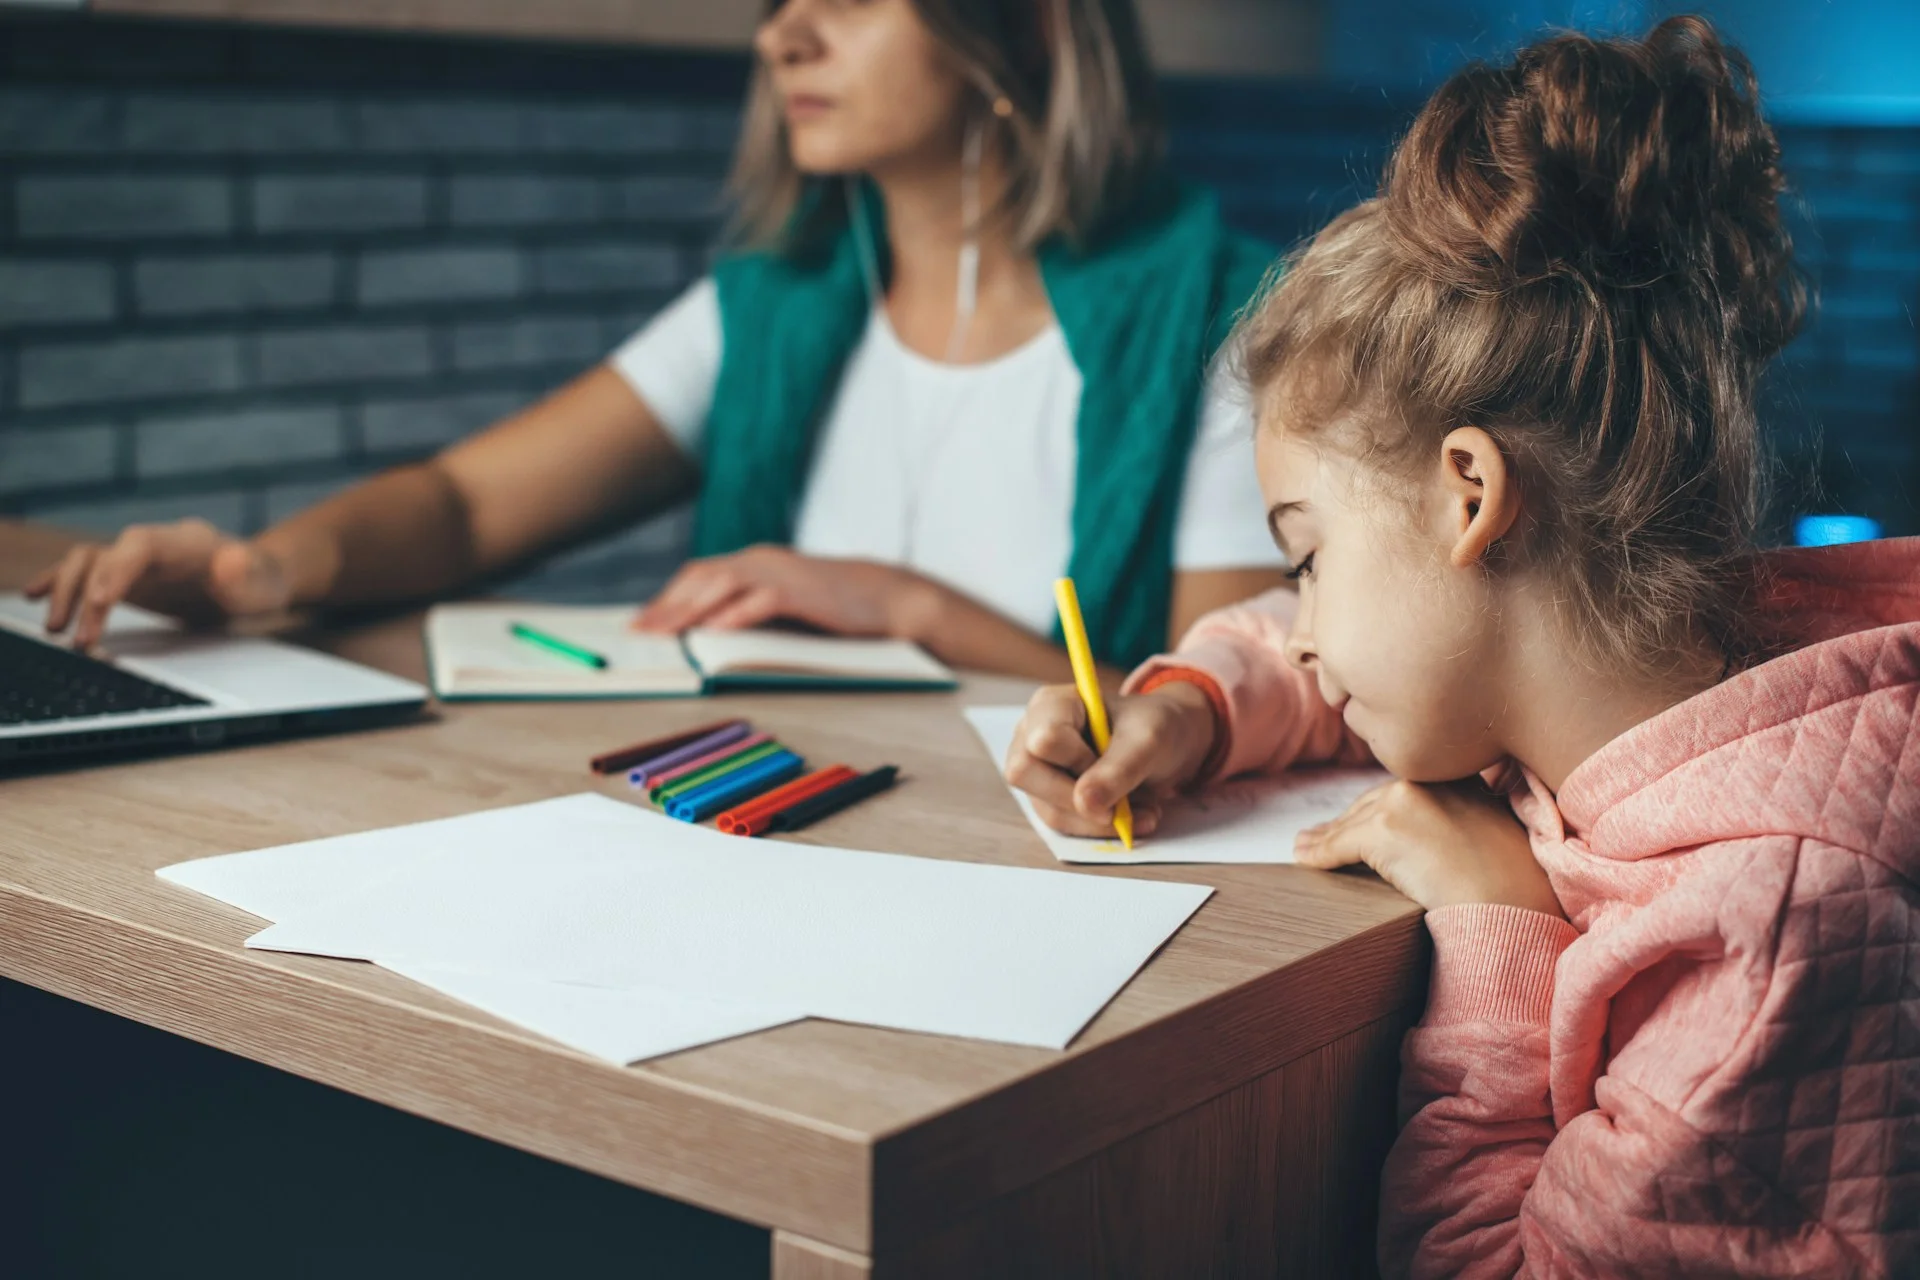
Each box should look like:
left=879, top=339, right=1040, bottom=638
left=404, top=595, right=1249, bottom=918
left=1795, top=514, right=1883, bottom=547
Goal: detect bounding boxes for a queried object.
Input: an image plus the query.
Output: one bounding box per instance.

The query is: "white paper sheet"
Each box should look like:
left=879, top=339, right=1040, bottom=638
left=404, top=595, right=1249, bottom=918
left=238, top=794, right=1212, bottom=1050
left=966, top=705, right=1390, bottom=866
left=158, top=796, right=802, bottom=1064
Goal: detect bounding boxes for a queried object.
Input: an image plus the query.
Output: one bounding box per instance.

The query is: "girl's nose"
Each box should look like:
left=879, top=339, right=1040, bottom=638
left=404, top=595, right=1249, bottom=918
left=1283, top=626, right=1317, bottom=673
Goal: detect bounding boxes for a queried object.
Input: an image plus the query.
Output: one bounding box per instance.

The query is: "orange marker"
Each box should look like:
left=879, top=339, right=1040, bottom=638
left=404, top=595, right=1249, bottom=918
left=717, top=765, right=859, bottom=836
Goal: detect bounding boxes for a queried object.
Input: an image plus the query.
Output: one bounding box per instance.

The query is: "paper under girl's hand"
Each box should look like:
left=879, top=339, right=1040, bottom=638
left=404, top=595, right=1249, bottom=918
left=1003, top=682, right=1219, bottom=839
left=1294, top=779, right=1564, bottom=917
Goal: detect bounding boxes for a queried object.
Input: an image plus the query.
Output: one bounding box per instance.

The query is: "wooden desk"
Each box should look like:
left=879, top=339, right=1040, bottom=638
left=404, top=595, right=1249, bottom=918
left=0, top=520, right=1426, bottom=1278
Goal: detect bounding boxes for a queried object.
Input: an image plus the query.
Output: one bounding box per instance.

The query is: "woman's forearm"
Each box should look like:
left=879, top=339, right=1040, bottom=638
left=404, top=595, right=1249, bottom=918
left=255, top=461, right=478, bottom=610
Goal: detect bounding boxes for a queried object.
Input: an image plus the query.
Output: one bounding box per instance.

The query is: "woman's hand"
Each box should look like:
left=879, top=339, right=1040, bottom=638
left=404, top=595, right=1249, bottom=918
left=24, top=519, right=293, bottom=650
left=1003, top=681, right=1221, bottom=839
left=633, top=545, right=936, bottom=638
left=1294, top=778, right=1564, bottom=917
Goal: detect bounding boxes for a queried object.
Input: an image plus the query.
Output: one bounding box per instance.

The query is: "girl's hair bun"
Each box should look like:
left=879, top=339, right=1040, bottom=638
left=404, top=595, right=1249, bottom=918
left=1383, top=14, right=1804, bottom=359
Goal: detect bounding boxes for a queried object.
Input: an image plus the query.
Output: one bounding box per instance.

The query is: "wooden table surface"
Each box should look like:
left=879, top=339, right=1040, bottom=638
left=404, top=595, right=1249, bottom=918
left=0, top=520, right=1427, bottom=1278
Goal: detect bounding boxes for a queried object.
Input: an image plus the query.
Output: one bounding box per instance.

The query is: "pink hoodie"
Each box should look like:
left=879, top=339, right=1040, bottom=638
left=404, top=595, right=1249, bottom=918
left=1125, top=538, right=1920, bottom=1278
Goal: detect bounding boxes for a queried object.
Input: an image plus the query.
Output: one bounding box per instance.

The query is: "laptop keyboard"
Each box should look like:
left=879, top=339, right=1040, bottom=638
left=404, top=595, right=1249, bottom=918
left=0, top=626, right=210, bottom=725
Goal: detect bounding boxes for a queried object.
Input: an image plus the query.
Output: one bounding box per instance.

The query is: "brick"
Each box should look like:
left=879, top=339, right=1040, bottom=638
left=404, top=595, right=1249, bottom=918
left=19, top=334, right=244, bottom=409
left=123, top=93, right=348, bottom=154
left=135, top=252, right=337, bottom=318
left=533, top=241, right=682, bottom=296
left=255, top=322, right=435, bottom=388
left=686, top=107, right=743, bottom=154
left=136, top=405, right=347, bottom=479
left=356, top=246, right=524, bottom=307
left=355, top=100, right=523, bottom=153
left=453, top=315, right=606, bottom=372
left=607, top=175, right=723, bottom=223
left=250, top=175, right=429, bottom=234
left=0, top=424, right=120, bottom=496
left=26, top=490, right=249, bottom=538
left=16, top=176, right=233, bottom=241
left=361, top=389, right=524, bottom=452
left=524, top=102, right=682, bottom=154
left=504, top=507, right=693, bottom=602
left=0, top=260, right=117, bottom=328
left=261, top=470, right=374, bottom=526
left=0, top=87, right=117, bottom=154
left=448, top=175, right=601, bottom=228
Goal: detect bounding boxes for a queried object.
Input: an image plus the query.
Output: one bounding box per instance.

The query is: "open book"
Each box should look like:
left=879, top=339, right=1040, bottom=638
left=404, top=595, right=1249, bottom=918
left=424, top=604, right=957, bottom=700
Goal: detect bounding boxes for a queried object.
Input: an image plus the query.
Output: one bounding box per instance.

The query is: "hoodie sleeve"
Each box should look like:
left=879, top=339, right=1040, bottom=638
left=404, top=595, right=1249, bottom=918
left=1384, top=836, right=1894, bottom=1279
left=1378, top=904, right=1577, bottom=1279
left=1121, top=588, right=1373, bottom=779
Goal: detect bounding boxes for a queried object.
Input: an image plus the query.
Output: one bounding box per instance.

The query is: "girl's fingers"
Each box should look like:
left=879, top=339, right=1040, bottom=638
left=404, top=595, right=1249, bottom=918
left=1004, top=746, right=1083, bottom=813
left=1072, top=725, right=1172, bottom=817
left=1031, top=796, right=1127, bottom=838
left=23, top=563, right=56, bottom=599
left=1021, top=713, right=1096, bottom=774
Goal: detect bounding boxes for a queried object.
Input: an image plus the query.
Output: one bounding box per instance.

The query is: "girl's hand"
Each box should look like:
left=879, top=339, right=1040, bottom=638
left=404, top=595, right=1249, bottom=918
left=1003, top=681, right=1220, bottom=839
left=24, top=519, right=293, bottom=650
left=1294, top=779, right=1564, bottom=917
left=632, top=545, right=934, bottom=638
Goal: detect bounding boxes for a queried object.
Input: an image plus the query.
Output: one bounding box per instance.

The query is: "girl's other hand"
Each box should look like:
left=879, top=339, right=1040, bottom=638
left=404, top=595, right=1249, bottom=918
left=1294, top=778, right=1564, bottom=917
left=632, top=545, right=932, bottom=638
left=1003, top=681, right=1220, bottom=839
left=24, top=519, right=293, bottom=651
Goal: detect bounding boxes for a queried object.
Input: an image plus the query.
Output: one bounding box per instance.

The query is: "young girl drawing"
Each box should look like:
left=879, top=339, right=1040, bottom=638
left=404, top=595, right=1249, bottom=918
left=1007, top=17, right=1918, bottom=1276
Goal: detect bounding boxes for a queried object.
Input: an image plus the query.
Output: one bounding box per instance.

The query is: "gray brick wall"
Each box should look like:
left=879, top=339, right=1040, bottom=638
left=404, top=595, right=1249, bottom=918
left=0, top=9, right=733, bottom=604
left=2, top=12, right=1913, bottom=626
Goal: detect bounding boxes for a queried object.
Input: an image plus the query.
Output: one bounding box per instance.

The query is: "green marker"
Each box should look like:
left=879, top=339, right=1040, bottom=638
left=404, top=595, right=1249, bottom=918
left=509, top=621, right=609, bottom=670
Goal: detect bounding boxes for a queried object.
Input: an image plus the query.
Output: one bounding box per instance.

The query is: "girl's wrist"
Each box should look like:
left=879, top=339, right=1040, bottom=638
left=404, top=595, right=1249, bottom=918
left=1136, top=672, right=1230, bottom=785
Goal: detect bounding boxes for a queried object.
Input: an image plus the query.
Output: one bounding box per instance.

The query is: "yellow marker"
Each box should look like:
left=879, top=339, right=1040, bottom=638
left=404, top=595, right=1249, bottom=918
left=1053, top=577, right=1134, bottom=850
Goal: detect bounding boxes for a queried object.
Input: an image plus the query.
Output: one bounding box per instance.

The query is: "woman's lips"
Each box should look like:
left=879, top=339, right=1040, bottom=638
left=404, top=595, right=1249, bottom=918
left=783, top=94, right=834, bottom=123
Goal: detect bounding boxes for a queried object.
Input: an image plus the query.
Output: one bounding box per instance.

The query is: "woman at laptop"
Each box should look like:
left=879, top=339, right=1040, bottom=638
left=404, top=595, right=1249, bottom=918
left=28, top=0, right=1286, bottom=680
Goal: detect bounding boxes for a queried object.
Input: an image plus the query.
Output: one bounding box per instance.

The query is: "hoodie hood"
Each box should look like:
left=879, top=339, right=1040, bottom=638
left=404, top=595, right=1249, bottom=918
left=1551, top=537, right=1920, bottom=874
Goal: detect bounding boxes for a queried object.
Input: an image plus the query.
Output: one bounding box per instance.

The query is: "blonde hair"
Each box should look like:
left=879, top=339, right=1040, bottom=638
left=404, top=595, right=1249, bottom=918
left=1237, top=16, right=1807, bottom=674
left=727, top=0, right=1163, bottom=253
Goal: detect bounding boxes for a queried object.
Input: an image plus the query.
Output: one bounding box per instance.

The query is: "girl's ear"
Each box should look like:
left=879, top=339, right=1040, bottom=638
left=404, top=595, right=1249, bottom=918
left=1437, top=426, right=1519, bottom=569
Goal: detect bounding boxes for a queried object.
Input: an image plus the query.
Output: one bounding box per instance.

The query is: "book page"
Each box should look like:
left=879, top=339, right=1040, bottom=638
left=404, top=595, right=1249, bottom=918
left=684, top=628, right=954, bottom=684
left=427, top=604, right=701, bottom=696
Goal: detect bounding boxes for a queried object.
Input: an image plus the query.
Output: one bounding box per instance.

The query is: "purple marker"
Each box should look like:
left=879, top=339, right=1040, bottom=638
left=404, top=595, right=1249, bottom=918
left=627, top=720, right=752, bottom=787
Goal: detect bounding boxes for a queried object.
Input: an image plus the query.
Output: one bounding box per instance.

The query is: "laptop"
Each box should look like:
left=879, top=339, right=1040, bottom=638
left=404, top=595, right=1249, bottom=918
left=0, top=593, right=428, bottom=769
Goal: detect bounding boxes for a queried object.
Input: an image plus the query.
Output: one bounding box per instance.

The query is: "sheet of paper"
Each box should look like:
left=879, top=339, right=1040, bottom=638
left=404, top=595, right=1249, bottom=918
left=240, top=794, right=1212, bottom=1050
left=159, top=796, right=802, bottom=1064
left=966, top=705, right=1390, bottom=866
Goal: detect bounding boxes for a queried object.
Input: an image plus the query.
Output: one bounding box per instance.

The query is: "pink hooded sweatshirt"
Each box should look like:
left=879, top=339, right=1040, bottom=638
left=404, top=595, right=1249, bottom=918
left=1125, top=538, right=1920, bottom=1277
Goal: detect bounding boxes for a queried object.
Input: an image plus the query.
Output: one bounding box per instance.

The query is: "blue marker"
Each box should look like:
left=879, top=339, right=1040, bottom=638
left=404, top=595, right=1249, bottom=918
left=669, top=751, right=806, bottom=823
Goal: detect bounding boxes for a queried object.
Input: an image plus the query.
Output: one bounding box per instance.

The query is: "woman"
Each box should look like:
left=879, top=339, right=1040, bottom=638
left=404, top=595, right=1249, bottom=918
left=29, top=0, right=1287, bottom=679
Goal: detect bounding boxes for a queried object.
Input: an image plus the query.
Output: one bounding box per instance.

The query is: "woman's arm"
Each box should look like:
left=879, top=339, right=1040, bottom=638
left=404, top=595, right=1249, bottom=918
left=275, top=365, right=696, bottom=606
left=33, top=365, right=695, bottom=644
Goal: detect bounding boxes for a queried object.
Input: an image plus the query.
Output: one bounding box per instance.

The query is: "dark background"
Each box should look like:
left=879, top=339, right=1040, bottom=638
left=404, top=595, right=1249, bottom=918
left=0, top=3, right=1912, bottom=609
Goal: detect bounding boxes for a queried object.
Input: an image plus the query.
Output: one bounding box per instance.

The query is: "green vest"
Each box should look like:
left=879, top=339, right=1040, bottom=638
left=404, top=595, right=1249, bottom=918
left=695, top=180, right=1273, bottom=668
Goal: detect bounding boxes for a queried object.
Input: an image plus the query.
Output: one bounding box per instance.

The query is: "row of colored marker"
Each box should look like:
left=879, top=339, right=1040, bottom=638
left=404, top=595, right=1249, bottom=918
left=588, top=719, right=898, bottom=835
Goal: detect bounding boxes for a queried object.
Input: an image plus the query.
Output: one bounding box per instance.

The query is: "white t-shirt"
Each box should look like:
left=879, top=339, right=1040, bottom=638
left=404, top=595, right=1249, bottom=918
left=610, top=278, right=1280, bottom=636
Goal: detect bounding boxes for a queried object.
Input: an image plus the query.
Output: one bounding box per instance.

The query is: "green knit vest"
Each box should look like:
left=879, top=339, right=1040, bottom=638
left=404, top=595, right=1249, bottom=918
left=695, top=180, right=1273, bottom=668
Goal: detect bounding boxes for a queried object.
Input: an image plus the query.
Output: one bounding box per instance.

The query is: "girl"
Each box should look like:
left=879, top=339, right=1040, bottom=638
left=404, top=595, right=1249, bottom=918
left=28, top=0, right=1286, bottom=678
left=1007, top=17, right=1918, bottom=1277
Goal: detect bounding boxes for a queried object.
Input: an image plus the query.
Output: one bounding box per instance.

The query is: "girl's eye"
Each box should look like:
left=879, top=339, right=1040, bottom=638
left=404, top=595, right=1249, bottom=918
left=1282, top=552, right=1315, bottom=582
